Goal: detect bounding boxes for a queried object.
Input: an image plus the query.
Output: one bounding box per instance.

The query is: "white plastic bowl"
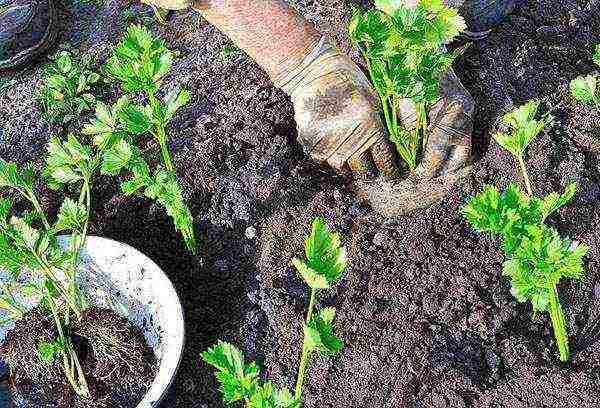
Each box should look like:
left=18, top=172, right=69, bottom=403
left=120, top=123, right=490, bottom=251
left=0, top=236, right=185, bottom=407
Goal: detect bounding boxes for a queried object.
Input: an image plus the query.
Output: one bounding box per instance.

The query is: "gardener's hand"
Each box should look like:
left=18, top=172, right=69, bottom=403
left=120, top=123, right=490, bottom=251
left=354, top=67, right=474, bottom=217
left=276, top=38, right=400, bottom=179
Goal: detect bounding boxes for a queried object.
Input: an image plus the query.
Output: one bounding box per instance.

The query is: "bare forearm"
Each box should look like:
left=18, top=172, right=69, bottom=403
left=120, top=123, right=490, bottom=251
left=194, top=0, right=320, bottom=83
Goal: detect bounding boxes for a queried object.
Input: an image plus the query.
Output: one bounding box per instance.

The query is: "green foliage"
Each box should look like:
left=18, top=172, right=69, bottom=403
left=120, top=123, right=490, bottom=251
left=202, top=341, right=261, bottom=403
left=493, top=100, right=553, bottom=159
left=349, top=0, right=465, bottom=169
left=462, top=102, right=586, bottom=361
left=202, top=341, right=299, bottom=408
left=292, top=218, right=346, bottom=290
left=44, top=134, right=99, bottom=189
left=303, top=307, right=344, bottom=355
left=87, top=25, right=197, bottom=254
left=39, top=50, right=101, bottom=124
left=570, top=44, right=600, bottom=108
left=104, top=25, right=173, bottom=94
left=204, top=218, right=347, bottom=406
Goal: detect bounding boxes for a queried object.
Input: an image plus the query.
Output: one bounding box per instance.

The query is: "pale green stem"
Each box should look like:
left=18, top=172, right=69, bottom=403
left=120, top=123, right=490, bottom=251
left=517, top=155, right=533, bottom=196
left=46, top=291, right=89, bottom=397
left=548, top=282, right=569, bottom=362
left=295, top=288, right=317, bottom=400
left=147, top=94, right=175, bottom=172
left=15, top=187, right=51, bottom=230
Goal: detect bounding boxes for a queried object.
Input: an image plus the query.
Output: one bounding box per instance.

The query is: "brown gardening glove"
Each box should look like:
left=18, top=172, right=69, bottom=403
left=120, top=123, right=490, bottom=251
left=274, top=37, right=400, bottom=179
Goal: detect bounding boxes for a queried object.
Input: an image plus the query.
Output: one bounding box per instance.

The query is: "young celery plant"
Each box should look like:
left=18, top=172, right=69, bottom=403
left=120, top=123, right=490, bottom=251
left=493, top=100, right=553, bottom=195
left=570, top=44, right=600, bottom=109
left=84, top=25, right=197, bottom=254
left=349, top=0, right=466, bottom=170
left=202, top=217, right=347, bottom=407
left=0, top=133, right=103, bottom=396
left=462, top=101, right=587, bottom=361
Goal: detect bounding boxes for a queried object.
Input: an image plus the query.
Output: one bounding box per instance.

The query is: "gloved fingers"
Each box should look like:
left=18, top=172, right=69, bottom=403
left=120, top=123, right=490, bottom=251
left=416, top=70, right=473, bottom=179
left=314, top=112, right=383, bottom=171
left=369, top=137, right=401, bottom=179
left=348, top=150, right=378, bottom=180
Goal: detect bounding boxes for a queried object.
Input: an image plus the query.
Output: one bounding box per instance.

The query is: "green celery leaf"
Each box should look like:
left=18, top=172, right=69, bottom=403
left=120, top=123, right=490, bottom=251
left=54, top=197, right=87, bottom=232
left=101, top=139, right=133, bottom=176
left=38, top=339, right=63, bottom=365
left=249, top=382, right=300, bottom=408
left=295, top=217, right=347, bottom=288
left=163, top=87, right=190, bottom=123
left=201, top=341, right=260, bottom=403
left=304, top=307, right=344, bottom=355
left=539, top=182, right=577, bottom=220
left=116, top=101, right=152, bottom=135
left=494, top=100, right=553, bottom=158
left=291, top=258, right=330, bottom=290
left=143, top=169, right=196, bottom=254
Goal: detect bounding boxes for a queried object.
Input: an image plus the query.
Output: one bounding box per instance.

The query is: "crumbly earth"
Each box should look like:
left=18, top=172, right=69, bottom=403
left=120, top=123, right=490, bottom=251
left=1, top=0, right=600, bottom=407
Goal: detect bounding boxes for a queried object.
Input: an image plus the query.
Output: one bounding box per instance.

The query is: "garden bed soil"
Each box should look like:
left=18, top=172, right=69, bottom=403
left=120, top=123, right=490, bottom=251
left=0, top=307, right=156, bottom=408
left=1, top=0, right=600, bottom=407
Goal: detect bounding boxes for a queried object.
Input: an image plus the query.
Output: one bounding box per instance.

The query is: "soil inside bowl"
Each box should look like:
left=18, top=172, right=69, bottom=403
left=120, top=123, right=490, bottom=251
left=0, top=307, right=157, bottom=408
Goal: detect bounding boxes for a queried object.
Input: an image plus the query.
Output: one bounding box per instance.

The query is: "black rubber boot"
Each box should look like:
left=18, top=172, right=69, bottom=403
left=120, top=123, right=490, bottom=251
left=459, top=0, right=516, bottom=40
left=0, top=0, right=58, bottom=70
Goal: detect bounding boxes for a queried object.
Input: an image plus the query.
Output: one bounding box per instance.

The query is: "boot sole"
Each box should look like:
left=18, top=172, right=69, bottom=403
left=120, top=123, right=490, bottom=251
left=0, top=0, right=58, bottom=71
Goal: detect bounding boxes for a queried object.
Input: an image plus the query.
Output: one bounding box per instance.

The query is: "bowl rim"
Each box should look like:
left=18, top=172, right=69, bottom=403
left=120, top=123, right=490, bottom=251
left=84, top=235, right=186, bottom=408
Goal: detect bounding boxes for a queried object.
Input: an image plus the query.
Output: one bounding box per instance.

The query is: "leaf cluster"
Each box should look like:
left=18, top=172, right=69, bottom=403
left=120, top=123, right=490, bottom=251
left=292, top=217, right=347, bottom=290
left=570, top=44, right=600, bottom=108
left=202, top=341, right=299, bottom=408
left=349, top=0, right=465, bottom=104
left=83, top=92, right=195, bottom=253
left=462, top=102, right=586, bottom=361
left=462, top=183, right=586, bottom=311
left=493, top=100, right=553, bottom=160
left=0, top=158, right=87, bottom=326
left=39, top=50, right=101, bottom=124
left=103, top=24, right=173, bottom=94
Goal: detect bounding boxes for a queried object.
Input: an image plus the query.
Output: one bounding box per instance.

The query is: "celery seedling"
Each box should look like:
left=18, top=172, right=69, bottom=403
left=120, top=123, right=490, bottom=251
left=462, top=101, right=587, bottom=361
left=39, top=50, right=101, bottom=124
left=83, top=25, right=197, bottom=254
left=570, top=44, right=600, bottom=109
left=202, top=217, right=347, bottom=406
left=349, top=0, right=466, bottom=170
left=0, top=132, right=105, bottom=396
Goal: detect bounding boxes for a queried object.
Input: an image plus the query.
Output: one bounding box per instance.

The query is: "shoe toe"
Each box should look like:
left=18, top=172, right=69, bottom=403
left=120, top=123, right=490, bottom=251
left=0, top=0, right=57, bottom=70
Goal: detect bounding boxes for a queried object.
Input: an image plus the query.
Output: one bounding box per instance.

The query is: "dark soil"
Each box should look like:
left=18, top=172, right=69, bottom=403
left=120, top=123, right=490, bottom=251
left=1, top=0, right=600, bottom=407
left=0, top=307, right=156, bottom=408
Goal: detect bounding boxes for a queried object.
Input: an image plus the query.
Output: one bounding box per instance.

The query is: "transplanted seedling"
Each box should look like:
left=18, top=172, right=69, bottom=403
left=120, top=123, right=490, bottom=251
left=462, top=100, right=587, bottom=362
left=83, top=25, right=197, bottom=254
left=39, top=50, right=101, bottom=124
left=349, top=0, right=466, bottom=170
left=202, top=217, right=347, bottom=407
left=570, top=44, right=600, bottom=109
left=0, top=132, right=106, bottom=396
